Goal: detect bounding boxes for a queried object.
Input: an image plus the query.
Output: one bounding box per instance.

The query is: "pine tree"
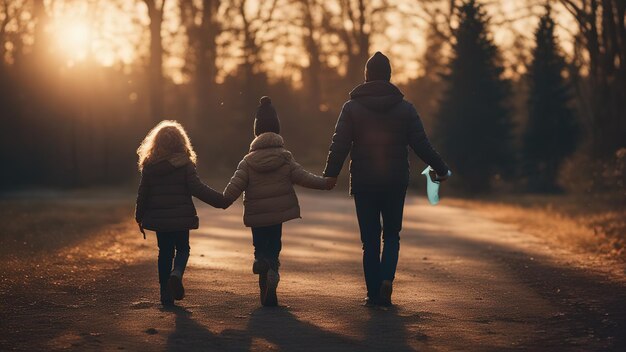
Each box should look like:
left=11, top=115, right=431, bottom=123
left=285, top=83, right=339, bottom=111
left=434, top=0, right=513, bottom=193
left=523, top=5, right=578, bottom=192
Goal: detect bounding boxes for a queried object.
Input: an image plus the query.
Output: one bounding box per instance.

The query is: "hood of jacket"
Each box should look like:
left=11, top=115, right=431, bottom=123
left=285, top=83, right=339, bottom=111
left=349, top=80, right=404, bottom=112
left=143, top=153, right=191, bottom=176
left=245, top=132, right=291, bottom=173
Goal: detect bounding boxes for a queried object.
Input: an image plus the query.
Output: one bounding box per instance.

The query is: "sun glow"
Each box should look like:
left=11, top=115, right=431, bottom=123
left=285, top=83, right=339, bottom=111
left=35, top=0, right=578, bottom=80
left=54, top=20, right=91, bottom=63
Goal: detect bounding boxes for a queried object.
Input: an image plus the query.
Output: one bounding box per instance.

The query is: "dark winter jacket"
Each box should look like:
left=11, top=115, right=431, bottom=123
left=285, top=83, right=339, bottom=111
left=135, top=153, right=225, bottom=232
left=323, top=81, right=449, bottom=194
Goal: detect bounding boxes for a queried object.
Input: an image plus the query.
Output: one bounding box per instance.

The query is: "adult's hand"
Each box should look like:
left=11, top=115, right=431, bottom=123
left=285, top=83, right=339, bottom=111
left=325, top=177, right=338, bottom=190
left=433, top=170, right=451, bottom=182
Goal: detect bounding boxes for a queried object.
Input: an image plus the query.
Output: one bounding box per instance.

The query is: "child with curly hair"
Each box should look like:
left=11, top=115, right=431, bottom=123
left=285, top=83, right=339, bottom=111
left=135, top=120, right=225, bottom=306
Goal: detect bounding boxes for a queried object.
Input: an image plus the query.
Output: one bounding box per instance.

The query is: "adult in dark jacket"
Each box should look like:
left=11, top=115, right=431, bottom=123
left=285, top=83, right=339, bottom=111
left=135, top=121, right=225, bottom=306
left=324, top=52, right=450, bottom=306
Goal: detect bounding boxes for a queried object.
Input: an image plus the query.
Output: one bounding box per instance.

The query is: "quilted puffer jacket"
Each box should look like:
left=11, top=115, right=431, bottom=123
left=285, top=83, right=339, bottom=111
left=223, top=133, right=327, bottom=227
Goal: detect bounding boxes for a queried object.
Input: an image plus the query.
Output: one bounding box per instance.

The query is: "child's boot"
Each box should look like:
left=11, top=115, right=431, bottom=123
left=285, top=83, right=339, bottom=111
left=379, top=280, right=393, bottom=306
left=263, top=260, right=280, bottom=306
left=160, top=285, right=174, bottom=306
left=168, top=273, right=185, bottom=300
left=252, top=258, right=269, bottom=274
left=263, top=268, right=280, bottom=307
left=258, top=271, right=268, bottom=305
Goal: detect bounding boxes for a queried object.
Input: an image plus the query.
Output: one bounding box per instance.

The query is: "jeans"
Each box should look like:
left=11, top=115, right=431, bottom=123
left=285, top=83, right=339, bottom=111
left=251, top=223, right=282, bottom=271
left=354, top=191, right=406, bottom=299
left=156, top=230, right=190, bottom=286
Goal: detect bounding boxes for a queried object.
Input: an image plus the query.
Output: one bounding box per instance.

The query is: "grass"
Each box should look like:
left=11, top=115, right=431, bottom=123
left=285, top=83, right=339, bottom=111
left=446, top=194, right=625, bottom=262
left=0, top=192, right=134, bottom=258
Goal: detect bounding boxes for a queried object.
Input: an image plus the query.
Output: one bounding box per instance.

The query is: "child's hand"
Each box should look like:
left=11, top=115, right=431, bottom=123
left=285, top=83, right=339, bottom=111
left=325, top=177, right=337, bottom=190
left=138, top=223, right=146, bottom=239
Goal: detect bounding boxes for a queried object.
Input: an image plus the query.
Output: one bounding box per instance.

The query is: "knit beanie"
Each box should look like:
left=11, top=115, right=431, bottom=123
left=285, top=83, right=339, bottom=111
left=365, top=51, right=392, bottom=82
left=253, top=96, right=280, bottom=136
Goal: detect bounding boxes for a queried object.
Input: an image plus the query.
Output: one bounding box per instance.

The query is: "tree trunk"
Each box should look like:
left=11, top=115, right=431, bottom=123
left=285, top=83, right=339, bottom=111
left=560, top=0, right=626, bottom=157
left=302, top=0, right=322, bottom=109
left=343, top=0, right=370, bottom=84
left=196, top=0, right=220, bottom=123
left=144, top=0, right=165, bottom=122
left=239, top=0, right=256, bottom=107
left=32, top=0, right=49, bottom=57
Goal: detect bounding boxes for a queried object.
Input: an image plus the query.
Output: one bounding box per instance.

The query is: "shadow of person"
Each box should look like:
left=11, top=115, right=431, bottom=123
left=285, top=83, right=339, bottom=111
left=164, top=305, right=251, bottom=352
left=245, top=306, right=357, bottom=351
left=361, top=305, right=427, bottom=352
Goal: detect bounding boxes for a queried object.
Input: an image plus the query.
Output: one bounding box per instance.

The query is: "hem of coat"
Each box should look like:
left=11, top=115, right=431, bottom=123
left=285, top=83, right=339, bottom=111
left=141, top=217, right=200, bottom=232
left=142, top=225, right=199, bottom=232
left=350, top=183, right=408, bottom=195
left=243, top=214, right=301, bottom=228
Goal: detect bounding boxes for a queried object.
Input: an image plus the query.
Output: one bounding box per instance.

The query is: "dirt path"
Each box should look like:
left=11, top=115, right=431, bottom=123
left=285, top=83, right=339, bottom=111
left=1, top=192, right=626, bottom=351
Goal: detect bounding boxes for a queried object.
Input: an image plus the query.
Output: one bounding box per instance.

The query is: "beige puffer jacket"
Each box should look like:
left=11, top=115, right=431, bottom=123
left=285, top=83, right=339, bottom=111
left=223, top=133, right=327, bottom=227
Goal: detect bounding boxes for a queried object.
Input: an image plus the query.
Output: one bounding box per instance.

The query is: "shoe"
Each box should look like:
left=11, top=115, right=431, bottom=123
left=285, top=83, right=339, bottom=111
left=263, top=269, right=280, bottom=307
left=161, top=298, right=175, bottom=306
left=259, top=271, right=268, bottom=305
left=379, top=280, right=393, bottom=306
left=160, top=286, right=175, bottom=306
left=168, top=274, right=185, bottom=300
left=252, top=259, right=269, bottom=274
left=363, top=297, right=378, bottom=307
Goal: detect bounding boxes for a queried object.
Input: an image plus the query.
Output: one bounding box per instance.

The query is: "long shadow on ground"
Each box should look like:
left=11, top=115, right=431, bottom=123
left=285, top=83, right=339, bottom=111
left=165, top=306, right=251, bottom=352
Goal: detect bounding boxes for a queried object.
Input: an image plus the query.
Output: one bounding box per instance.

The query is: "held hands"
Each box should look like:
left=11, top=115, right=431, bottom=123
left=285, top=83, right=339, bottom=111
left=324, top=177, right=337, bottom=190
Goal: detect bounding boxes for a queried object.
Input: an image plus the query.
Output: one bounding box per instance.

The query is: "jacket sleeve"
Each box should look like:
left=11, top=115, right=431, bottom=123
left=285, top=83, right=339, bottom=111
left=186, top=164, right=226, bottom=209
left=323, top=102, right=353, bottom=177
left=223, top=160, right=248, bottom=207
left=290, top=156, right=327, bottom=190
left=135, top=172, right=148, bottom=223
left=407, top=105, right=450, bottom=176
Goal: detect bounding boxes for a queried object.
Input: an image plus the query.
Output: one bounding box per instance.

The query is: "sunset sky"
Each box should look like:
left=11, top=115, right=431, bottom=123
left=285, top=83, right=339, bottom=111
left=13, top=0, right=578, bottom=84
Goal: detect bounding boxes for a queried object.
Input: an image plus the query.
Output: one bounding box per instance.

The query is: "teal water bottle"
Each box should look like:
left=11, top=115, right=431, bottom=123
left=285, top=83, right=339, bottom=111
left=421, top=166, right=451, bottom=205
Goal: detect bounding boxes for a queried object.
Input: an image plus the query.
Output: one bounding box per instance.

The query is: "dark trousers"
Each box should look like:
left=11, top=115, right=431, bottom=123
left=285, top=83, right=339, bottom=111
left=354, top=191, right=406, bottom=299
left=251, top=223, right=282, bottom=271
left=156, top=230, right=190, bottom=286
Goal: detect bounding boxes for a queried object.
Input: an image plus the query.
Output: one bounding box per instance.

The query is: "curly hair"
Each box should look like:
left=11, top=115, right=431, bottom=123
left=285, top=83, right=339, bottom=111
left=137, top=120, right=197, bottom=171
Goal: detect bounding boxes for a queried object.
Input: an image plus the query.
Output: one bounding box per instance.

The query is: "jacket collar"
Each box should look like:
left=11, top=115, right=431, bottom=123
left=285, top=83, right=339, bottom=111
left=143, top=153, right=191, bottom=175
left=250, top=132, right=284, bottom=151
left=349, top=80, right=404, bottom=99
left=349, top=81, right=404, bottom=112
